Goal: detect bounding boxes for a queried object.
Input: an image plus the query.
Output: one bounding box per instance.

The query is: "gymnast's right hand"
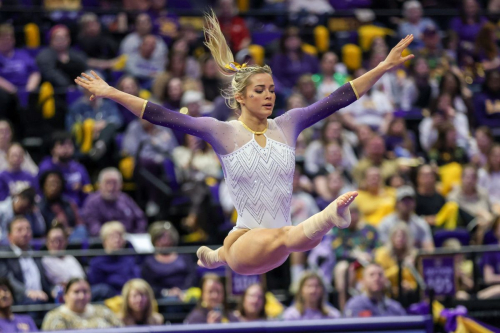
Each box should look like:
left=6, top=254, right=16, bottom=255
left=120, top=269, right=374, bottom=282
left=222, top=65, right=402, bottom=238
left=74, top=70, right=112, bottom=101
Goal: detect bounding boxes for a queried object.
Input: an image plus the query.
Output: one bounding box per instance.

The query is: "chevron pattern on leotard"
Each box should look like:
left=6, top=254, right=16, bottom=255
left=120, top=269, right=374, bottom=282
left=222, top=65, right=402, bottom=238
left=219, top=137, right=295, bottom=228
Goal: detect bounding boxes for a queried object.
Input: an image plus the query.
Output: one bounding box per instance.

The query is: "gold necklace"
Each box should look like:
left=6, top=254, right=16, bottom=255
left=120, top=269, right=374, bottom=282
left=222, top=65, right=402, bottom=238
left=238, top=120, right=268, bottom=135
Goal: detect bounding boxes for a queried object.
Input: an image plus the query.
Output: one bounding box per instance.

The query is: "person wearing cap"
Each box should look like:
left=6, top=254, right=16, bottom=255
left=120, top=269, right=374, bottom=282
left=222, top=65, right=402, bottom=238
left=397, top=1, right=437, bottom=48
left=378, top=185, right=434, bottom=251
left=141, top=221, right=196, bottom=299
left=344, top=263, right=406, bottom=318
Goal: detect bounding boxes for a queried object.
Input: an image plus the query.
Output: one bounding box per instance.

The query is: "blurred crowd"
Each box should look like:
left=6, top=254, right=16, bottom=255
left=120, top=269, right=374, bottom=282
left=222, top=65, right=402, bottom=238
left=1, top=0, right=500, bottom=330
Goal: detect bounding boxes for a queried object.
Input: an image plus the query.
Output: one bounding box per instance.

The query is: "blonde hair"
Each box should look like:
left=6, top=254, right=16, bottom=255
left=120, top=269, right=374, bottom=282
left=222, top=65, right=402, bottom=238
left=387, top=222, right=415, bottom=258
left=100, top=221, right=125, bottom=242
left=120, top=279, right=159, bottom=325
left=203, top=10, right=272, bottom=112
left=294, top=271, right=329, bottom=316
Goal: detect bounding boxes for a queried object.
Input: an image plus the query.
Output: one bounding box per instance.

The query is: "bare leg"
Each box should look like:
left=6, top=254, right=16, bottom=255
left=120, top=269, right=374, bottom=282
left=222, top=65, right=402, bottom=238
left=197, top=192, right=358, bottom=275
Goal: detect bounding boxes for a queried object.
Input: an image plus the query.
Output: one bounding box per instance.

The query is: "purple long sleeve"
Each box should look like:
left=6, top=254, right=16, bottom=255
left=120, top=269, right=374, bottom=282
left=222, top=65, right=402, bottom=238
left=275, top=82, right=358, bottom=142
left=142, top=101, right=221, bottom=144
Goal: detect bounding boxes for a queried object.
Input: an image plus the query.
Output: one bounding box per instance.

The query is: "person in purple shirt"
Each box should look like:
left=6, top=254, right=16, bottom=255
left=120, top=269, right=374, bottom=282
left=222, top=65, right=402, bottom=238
left=449, top=0, right=487, bottom=46
left=271, top=27, right=319, bottom=91
left=0, top=23, right=41, bottom=136
left=283, top=271, right=340, bottom=320
left=82, top=167, right=147, bottom=236
left=474, top=70, right=500, bottom=129
left=87, top=221, right=140, bottom=295
left=38, top=132, right=92, bottom=207
left=0, top=144, right=38, bottom=201
left=0, top=277, right=38, bottom=332
left=141, top=222, right=196, bottom=298
left=344, top=263, right=406, bottom=318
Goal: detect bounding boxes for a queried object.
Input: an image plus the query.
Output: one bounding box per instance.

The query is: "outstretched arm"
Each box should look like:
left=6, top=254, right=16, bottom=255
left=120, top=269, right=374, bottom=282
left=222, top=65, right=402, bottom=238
left=75, top=71, right=226, bottom=152
left=277, top=35, right=414, bottom=138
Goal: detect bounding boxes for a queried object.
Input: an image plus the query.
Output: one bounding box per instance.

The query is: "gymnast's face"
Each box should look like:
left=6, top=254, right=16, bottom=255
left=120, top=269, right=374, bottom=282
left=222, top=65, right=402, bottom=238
left=238, top=73, right=275, bottom=119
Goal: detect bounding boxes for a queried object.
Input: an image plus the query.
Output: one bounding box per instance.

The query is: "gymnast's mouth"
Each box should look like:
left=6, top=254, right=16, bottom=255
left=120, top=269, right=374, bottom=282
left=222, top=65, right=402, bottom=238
left=263, top=103, right=273, bottom=107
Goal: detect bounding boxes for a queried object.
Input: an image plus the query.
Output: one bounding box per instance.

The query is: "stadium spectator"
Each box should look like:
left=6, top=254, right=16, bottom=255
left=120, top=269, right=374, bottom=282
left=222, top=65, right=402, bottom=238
left=414, top=164, right=447, bottom=225
left=314, top=52, right=348, bottom=100
left=201, top=55, right=223, bottom=102
left=375, top=222, right=418, bottom=296
left=78, top=13, right=118, bottom=61
left=0, top=278, right=38, bottom=332
left=339, top=84, right=393, bottom=134
left=87, top=221, right=141, bottom=295
left=352, top=136, right=399, bottom=185
left=296, top=75, right=319, bottom=105
left=474, top=70, right=500, bottom=130
left=38, top=170, right=85, bottom=239
left=418, top=93, right=469, bottom=151
left=36, top=25, right=88, bottom=88
left=38, top=132, right=92, bottom=207
left=428, top=123, right=469, bottom=166
left=41, top=225, right=86, bottom=288
left=479, top=144, right=500, bottom=213
left=470, top=127, right=494, bottom=168
left=0, top=187, right=46, bottom=240
left=305, top=119, right=358, bottom=175
left=125, top=35, right=166, bottom=85
left=474, top=22, right=500, bottom=71
left=233, top=284, right=267, bottom=322
left=0, top=120, right=38, bottom=176
left=449, top=0, right=487, bottom=46
left=0, top=217, right=51, bottom=304
left=283, top=272, right=340, bottom=320
left=344, top=263, right=406, bottom=317
left=119, top=279, right=164, bottom=326
left=82, top=168, right=147, bottom=236
left=0, top=23, right=40, bottom=133
left=383, top=117, right=416, bottom=158
left=141, top=222, right=196, bottom=299
left=154, top=76, right=183, bottom=110
left=400, top=57, right=437, bottom=111
left=0, top=144, right=38, bottom=201
left=42, top=278, right=123, bottom=330
left=378, top=186, right=435, bottom=250
left=271, top=27, right=319, bottom=90
left=216, top=0, right=250, bottom=52
left=397, top=1, right=436, bottom=48
left=439, top=70, right=473, bottom=116
left=356, top=167, right=397, bottom=226
left=185, top=273, right=239, bottom=324
left=119, top=13, right=168, bottom=67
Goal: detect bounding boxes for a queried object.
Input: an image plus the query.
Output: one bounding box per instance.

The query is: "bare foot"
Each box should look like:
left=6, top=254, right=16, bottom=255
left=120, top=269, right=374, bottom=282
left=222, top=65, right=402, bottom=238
left=334, top=191, right=358, bottom=228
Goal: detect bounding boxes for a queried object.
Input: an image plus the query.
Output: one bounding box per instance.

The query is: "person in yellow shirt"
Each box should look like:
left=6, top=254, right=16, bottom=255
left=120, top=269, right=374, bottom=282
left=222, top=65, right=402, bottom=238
left=356, top=166, right=396, bottom=226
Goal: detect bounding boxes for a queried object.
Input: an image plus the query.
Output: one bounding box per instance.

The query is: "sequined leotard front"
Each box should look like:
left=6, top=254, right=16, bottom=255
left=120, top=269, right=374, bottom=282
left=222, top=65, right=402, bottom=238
left=142, top=82, right=358, bottom=231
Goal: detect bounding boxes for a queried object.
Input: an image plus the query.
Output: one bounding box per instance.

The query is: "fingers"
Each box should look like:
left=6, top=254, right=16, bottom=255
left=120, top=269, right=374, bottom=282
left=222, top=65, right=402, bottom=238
left=74, top=77, right=89, bottom=88
left=90, top=70, right=102, bottom=81
left=401, top=54, right=415, bottom=63
left=81, top=73, right=93, bottom=81
left=90, top=94, right=95, bottom=101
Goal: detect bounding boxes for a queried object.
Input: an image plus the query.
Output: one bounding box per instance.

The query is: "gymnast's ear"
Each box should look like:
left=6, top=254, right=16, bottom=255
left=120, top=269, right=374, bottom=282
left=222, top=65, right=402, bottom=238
left=235, top=92, right=245, bottom=105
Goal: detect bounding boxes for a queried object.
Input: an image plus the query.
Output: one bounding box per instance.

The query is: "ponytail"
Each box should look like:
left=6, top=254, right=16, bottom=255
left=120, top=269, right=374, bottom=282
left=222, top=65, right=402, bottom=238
left=204, top=10, right=236, bottom=77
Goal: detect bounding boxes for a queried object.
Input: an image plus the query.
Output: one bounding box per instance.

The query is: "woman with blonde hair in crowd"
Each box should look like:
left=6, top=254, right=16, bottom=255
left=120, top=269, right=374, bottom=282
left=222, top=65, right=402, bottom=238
left=75, top=9, right=414, bottom=275
left=119, top=279, right=163, bottom=326
left=283, top=271, right=340, bottom=320
left=375, top=222, right=418, bottom=296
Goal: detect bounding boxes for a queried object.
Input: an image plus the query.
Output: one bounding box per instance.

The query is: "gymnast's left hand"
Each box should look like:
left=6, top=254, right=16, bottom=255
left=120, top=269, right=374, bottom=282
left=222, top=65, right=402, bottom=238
left=381, top=34, right=415, bottom=70
left=74, top=70, right=113, bottom=101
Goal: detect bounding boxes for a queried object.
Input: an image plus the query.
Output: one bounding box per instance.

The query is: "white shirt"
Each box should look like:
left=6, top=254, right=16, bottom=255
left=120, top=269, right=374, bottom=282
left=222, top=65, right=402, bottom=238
left=418, top=113, right=470, bottom=151
left=341, top=90, right=393, bottom=131
left=11, top=244, right=42, bottom=292
left=42, top=255, right=86, bottom=285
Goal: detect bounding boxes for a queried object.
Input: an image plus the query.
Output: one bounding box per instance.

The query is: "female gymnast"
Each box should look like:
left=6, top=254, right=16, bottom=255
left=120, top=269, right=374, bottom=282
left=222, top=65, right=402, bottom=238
left=75, top=12, right=414, bottom=275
